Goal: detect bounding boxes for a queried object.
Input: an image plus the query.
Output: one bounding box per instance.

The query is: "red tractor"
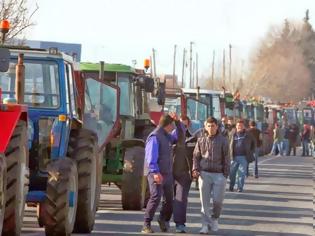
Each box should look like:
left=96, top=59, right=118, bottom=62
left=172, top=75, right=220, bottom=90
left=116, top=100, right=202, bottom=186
left=0, top=48, right=29, bottom=235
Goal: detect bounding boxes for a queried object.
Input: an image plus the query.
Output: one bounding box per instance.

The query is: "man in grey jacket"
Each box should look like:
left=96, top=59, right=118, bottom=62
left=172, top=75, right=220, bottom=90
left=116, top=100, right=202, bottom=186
left=192, top=117, right=230, bottom=234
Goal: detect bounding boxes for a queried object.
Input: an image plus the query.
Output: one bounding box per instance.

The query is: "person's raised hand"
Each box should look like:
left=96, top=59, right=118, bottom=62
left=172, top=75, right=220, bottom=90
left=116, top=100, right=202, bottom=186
left=169, top=112, right=178, bottom=121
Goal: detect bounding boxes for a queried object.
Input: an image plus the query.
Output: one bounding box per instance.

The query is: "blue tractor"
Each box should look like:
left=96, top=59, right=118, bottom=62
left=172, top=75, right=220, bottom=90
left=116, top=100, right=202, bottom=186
left=0, top=46, right=119, bottom=235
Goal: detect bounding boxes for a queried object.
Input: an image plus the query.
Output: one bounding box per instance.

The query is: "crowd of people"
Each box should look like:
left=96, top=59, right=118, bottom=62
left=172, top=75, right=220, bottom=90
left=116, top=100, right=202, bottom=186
left=141, top=112, right=306, bottom=234
left=270, top=121, right=315, bottom=157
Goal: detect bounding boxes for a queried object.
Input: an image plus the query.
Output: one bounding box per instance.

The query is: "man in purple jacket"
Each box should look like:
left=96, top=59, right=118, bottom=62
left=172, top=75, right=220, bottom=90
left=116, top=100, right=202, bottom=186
left=141, top=113, right=180, bottom=234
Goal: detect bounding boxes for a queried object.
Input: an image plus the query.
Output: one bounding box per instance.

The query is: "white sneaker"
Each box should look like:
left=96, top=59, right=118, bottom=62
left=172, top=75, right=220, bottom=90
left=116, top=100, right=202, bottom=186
left=199, top=225, right=209, bottom=234
left=210, top=219, right=219, bottom=232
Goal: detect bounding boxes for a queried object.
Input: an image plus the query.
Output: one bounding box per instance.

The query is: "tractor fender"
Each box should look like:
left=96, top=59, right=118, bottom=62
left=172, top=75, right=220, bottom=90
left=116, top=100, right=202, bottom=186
left=121, top=138, right=145, bottom=149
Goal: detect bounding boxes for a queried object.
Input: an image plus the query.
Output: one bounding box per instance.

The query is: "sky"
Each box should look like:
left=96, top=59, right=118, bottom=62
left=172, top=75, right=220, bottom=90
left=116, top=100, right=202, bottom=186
left=27, top=0, right=315, bottom=84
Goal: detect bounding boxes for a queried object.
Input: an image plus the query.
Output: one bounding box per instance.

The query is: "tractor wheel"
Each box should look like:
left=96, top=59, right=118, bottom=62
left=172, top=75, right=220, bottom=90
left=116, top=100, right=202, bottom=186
left=67, top=129, right=100, bottom=233
left=0, top=157, right=7, bottom=233
left=121, top=146, right=146, bottom=210
left=44, top=158, right=78, bottom=236
left=3, top=120, right=29, bottom=236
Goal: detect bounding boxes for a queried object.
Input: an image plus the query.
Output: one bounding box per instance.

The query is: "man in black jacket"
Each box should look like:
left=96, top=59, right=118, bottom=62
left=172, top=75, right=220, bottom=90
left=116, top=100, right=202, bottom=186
left=229, top=119, right=255, bottom=192
left=172, top=115, right=192, bottom=233
left=192, top=117, right=230, bottom=234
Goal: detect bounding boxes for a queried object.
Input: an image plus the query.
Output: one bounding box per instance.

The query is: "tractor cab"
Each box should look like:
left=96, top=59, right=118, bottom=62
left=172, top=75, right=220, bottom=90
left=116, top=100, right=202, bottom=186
left=80, top=62, right=155, bottom=210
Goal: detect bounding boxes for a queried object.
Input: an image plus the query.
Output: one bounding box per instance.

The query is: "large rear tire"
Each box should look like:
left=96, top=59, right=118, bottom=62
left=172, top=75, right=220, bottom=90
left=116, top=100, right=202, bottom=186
left=121, top=146, right=147, bottom=210
left=44, top=158, right=78, bottom=236
left=67, top=129, right=100, bottom=233
left=0, top=156, right=7, bottom=234
left=3, top=120, right=28, bottom=236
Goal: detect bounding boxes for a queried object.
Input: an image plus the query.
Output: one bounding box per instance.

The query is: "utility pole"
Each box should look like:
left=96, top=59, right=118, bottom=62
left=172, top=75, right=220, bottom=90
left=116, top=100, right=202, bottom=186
left=189, top=41, right=194, bottom=88
left=222, top=49, right=226, bottom=87
left=211, top=50, right=215, bottom=89
left=192, top=61, right=195, bottom=88
left=172, top=44, right=177, bottom=88
left=229, top=44, right=232, bottom=85
left=150, top=56, right=153, bottom=78
left=181, top=48, right=186, bottom=88
left=152, top=48, right=157, bottom=77
left=196, top=52, right=199, bottom=88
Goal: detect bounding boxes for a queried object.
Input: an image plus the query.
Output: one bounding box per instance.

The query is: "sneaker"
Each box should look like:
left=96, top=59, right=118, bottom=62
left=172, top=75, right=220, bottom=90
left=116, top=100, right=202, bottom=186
left=158, top=219, right=170, bottom=232
left=229, top=186, right=234, bottom=192
left=141, top=225, right=154, bottom=233
left=199, top=225, right=209, bottom=234
left=176, top=224, right=186, bottom=233
left=237, top=188, right=243, bottom=192
left=210, top=219, right=219, bottom=232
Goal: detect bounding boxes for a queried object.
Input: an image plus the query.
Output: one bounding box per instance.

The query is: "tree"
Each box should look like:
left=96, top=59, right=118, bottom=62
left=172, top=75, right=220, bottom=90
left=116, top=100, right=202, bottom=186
left=0, top=0, right=38, bottom=43
left=246, top=11, right=315, bottom=102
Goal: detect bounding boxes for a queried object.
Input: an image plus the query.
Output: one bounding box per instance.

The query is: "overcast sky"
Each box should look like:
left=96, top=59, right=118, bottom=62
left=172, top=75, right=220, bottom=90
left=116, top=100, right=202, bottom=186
left=28, top=0, right=315, bottom=82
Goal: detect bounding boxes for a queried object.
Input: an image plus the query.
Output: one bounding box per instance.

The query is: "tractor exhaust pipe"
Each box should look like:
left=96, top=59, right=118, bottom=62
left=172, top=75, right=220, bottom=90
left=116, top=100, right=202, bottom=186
left=99, top=61, right=104, bottom=80
left=15, top=53, right=25, bottom=104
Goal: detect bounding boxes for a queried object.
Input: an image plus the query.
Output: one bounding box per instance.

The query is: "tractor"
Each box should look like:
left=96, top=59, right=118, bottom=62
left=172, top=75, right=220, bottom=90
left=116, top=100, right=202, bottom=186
left=0, top=29, right=119, bottom=235
left=79, top=62, right=155, bottom=210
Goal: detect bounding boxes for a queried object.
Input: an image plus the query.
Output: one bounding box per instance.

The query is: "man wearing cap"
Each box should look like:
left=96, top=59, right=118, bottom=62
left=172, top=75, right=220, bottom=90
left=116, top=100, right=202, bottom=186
left=142, top=113, right=180, bottom=234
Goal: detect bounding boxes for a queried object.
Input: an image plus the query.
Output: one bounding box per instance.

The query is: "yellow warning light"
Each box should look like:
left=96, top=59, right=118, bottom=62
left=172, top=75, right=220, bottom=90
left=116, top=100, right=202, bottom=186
left=58, top=114, right=67, bottom=122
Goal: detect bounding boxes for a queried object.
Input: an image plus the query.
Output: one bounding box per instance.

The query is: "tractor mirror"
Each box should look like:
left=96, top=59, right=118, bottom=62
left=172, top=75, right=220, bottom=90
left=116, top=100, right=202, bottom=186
left=144, top=77, right=154, bottom=93
left=0, top=47, right=10, bottom=72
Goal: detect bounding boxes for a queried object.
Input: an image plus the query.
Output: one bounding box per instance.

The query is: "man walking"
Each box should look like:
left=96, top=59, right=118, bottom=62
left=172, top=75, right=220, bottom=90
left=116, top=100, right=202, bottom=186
left=173, top=115, right=192, bottom=233
left=288, top=123, right=299, bottom=156
left=270, top=123, right=283, bottom=156
left=229, top=119, right=255, bottom=192
left=142, top=113, right=179, bottom=234
left=301, top=124, right=310, bottom=156
left=192, top=117, right=230, bottom=234
left=247, top=121, right=262, bottom=178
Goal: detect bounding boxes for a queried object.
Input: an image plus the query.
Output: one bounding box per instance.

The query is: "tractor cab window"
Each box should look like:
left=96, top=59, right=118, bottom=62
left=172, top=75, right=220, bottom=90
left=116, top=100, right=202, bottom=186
left=303, top=108, right=313, bottom=125
left=255, top=105, right=264, bottom=122
left=187, top=98, right=208, bottom=133
left=212, top=95, right=221, bottom=119
left=0, top=60, right=60, bottom=108
left=117, top=74, right=134, bottom=116
left=84, top=78, right=118, bottom=146
left=164, top=97, right=181, bottom=113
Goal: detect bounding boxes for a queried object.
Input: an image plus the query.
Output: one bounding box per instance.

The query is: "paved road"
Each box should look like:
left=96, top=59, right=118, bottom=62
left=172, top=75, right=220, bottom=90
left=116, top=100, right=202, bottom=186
left=22, top=154, right=313, bottom=236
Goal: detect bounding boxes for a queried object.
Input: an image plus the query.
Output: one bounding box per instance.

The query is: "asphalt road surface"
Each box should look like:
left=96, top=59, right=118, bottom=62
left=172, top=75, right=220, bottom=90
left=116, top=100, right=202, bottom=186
left=22, top=154, right=313, bottom=236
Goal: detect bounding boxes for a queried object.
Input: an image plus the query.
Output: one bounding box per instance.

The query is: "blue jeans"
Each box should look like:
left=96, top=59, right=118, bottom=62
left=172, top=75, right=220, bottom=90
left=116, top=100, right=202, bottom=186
left=302, top=140, right=310, bottom=156
left=281, top=139, right=289, bottom=156
left=229, top=156, right=248, bottom=191
left=271, top=140, right=282, bottom=155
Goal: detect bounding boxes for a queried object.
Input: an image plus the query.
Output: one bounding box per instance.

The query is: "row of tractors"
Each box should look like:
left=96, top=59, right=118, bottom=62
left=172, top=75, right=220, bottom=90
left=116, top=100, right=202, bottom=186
left=1, top=20, right=314, bottom=236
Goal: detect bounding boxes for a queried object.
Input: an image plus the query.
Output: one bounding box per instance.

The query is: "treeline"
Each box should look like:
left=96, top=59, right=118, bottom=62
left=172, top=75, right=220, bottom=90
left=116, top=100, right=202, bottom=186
left=245, top=10, right=315, bottom=102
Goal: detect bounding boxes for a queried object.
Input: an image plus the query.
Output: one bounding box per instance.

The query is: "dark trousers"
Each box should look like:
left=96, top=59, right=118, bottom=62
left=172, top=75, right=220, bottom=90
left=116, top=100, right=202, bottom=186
left=144, top=173, right=173, bottom=226
left=173, top=173, right=192, bottom=226
left=289, top=141, right=296, bottom=156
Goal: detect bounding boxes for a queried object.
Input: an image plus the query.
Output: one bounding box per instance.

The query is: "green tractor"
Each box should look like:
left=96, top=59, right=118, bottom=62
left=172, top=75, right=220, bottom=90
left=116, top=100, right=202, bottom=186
left=80, top=62, right=156, bottom=210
